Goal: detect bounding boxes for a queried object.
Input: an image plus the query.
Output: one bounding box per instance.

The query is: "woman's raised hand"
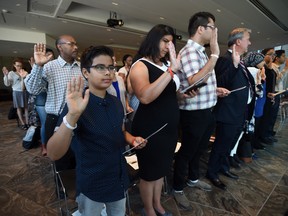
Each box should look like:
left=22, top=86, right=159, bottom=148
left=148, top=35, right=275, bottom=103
left=168, top=41, right=180, bottom=72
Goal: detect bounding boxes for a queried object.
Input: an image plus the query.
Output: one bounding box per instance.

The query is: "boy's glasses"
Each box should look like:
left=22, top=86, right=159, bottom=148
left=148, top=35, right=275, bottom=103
left=89, top=64, right=116, bottom=73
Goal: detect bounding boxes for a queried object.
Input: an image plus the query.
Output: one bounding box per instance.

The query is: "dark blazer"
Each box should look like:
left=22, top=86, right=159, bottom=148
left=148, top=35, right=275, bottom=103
left=213, top=51, right=255, bottom=125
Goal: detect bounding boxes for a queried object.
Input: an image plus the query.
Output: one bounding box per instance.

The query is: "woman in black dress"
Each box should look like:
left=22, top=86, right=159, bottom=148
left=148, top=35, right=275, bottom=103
left=130, top=24, right=181, bottom=216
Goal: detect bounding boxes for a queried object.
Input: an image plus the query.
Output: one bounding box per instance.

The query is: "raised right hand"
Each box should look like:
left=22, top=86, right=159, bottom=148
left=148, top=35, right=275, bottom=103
left=34, top=43, right=54, bottom=67
left=210, top=27, right=220, bottom=56
left=2, top=66, right=8, bottom=75
left=66, top=76, right=90, bottom=119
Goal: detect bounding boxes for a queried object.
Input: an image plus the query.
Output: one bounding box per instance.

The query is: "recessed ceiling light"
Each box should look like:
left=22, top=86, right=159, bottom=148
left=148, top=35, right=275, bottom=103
left=2, top=9, right=8, bottom=13
left=112, top=2, right=118, bottom=6
left=31, top=27, right=37, bottom=30
left=16, top=4, right=21, bottom=7
left=241, top=22, right=244, bottom=25
left=266, top=37, right=270, bottom=40
left=160, top=17, right=165, bottom=20
left=217, top=9, right=221, bottom=12
left=257, top=31, right=260, bottom=34
left=13, top=51, right=18, bottom=53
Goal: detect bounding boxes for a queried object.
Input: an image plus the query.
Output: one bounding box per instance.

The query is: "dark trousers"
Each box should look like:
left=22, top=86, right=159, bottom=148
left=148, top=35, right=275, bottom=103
left=259, top=98, right=273, bottom=139
left=45, top=114, right=76, bottom=171
left=268, top=94, right=280, bottom=136
left=206, top=122, right=243, bottom=179
left=173, top=108, right=215, bottom=191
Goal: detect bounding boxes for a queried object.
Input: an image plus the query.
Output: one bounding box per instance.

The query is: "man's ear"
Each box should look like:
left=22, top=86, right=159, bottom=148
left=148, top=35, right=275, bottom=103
left=82, top=68, right=89, bottom=80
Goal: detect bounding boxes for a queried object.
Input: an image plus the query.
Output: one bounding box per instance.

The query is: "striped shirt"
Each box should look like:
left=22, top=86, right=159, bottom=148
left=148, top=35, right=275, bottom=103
left=24, top=56, right=81, bottom=115
left=176, top=39, right=217, bottom=110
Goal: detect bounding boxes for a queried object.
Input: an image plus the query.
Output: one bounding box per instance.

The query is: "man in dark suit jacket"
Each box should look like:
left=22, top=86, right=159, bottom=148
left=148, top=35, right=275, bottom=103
left=206, top=28, right=255, bottom=190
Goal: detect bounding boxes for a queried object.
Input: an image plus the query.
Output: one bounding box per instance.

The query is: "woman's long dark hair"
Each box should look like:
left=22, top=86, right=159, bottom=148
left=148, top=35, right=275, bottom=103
left=133, top=24, right=176, bottom=65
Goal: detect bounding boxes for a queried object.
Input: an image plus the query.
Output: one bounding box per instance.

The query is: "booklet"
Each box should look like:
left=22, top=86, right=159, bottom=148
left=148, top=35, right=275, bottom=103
left=180, top=72, right=212, bottom=94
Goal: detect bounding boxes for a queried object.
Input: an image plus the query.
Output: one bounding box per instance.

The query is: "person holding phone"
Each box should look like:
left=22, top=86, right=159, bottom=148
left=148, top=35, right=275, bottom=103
left=173, top=12, right=230, bottom=209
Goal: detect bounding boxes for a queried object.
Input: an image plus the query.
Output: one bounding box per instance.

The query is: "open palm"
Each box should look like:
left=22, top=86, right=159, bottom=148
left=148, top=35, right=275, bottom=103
left=66, top=76, right=90, bottom=117
left=34, top=43, right=54, bottom=66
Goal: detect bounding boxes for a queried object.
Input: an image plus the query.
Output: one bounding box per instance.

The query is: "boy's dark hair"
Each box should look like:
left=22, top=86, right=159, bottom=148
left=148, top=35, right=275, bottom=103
left=188, top=12, right=215, bottom=37
left=80, top=45, right=114, bottom=71
left=122, top=54, right=132, bottom=65
left=136, top=24, right=176, bottom=64
left=261, top=48, right=273, bottom=55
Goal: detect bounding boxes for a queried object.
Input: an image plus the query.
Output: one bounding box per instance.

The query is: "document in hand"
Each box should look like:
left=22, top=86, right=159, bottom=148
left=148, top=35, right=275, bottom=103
left=180, top=72, right=212, bottom=94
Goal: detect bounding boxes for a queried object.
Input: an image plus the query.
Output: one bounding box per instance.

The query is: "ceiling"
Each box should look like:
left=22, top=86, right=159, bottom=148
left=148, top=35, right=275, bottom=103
left=0, top=0, right=288, bottom=64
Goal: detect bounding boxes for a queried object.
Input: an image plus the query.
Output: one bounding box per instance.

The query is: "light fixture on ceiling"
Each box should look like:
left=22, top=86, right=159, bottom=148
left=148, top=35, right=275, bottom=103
left=107, top=11, right=124, bottom=28
left=176, top=34, right=182, bottom=40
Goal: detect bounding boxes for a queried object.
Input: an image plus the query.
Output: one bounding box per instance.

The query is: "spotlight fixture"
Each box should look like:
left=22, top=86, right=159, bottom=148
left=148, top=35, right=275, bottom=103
left=176, top=34, right=182, bottom=40
left=107, top=19, right=124, bottom=27
left=107, top=11, right=124, bottom=28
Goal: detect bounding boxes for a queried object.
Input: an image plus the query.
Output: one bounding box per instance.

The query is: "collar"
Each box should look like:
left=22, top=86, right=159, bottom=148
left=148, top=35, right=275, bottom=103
left=57, top=56, right=80, bottom=68
left=187, top=39, right=205, bottom=53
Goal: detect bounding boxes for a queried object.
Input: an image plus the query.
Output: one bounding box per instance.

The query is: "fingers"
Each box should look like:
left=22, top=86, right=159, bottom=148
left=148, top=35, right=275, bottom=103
left=34, top=43, right=46, bottom=53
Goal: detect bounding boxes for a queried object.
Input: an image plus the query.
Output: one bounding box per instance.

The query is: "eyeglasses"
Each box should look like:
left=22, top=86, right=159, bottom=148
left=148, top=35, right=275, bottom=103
left=265, top=53, right=276, bottom=56
left=59, top=41, right=77, bottom=47
left=203, top=25, right=216, bottom=30
left=89, top=64, right=116, bottom=73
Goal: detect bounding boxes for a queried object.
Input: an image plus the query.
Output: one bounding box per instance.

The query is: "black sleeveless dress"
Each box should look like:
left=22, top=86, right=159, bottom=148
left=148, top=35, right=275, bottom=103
left=132, top=60, right=179, bottom=181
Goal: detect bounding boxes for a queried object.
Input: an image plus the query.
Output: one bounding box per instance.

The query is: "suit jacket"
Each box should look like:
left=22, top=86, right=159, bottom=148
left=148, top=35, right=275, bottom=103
left=213, top=51, right=255, bottom=125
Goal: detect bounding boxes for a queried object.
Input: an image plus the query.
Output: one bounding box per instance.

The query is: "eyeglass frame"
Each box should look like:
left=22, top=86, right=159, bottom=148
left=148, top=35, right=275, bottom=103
left=88, top=64, right=116, bottom=74
left=59, top=41, right=78, bottom=47
left=202, top=25, right=216, bottom=30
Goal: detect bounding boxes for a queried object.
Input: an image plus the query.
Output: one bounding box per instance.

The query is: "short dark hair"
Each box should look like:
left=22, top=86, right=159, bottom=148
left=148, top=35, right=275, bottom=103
left=122, top=54, right=132, bottom=65
left=275, top=50, right=285, bottom=58
left=261, top=48, right=274, bottom=55
left=136, top=24, right=176, bottom=63
left=80, top=45, right=114, bottom=71
left=46, top=48, right=55, bottom=58
left=188, top=12, right=215, bottom=37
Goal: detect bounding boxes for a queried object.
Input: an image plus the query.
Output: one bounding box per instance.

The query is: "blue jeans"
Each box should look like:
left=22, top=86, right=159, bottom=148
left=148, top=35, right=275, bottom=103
left=35, top=105, right=47, bottom=144
left=76, top=193, right=126, bottom=216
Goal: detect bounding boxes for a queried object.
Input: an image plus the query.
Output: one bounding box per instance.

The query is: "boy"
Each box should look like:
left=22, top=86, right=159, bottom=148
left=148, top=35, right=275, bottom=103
left=47, top=45, right=146, bottom=215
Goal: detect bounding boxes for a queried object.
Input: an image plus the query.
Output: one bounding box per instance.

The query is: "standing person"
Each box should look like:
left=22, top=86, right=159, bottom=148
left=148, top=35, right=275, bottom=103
left=129, top=24, right=181, bottom=216
left=173, top=12, right=229, bottom=209
left=47, top=45, right=146, bottom=216
left=206, top=28, right=255, bottom=190
left=3, top=58, right=29, bottom=129
left=243, top=52, right=266, bottom=151
left=270, top=50, right=288, bottom=138
left=118, top=54, right=133, bottom=82
left=28, top=48, right=55, bottom=156
left=258, top=48, right=277, bottom=145
left=24, top=35, right=81, bottom=178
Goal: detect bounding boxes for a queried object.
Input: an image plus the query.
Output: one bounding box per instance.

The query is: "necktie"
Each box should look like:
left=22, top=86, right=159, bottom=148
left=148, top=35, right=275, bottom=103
left=239, top=60, right=254, bottom=98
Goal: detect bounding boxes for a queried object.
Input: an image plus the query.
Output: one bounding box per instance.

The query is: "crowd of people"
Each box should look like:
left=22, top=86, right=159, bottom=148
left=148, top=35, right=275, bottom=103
left=2, top=10, right=288, bottom=216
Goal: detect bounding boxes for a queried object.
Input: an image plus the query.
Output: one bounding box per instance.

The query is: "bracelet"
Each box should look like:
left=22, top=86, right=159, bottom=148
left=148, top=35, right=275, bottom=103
left=210, top=54, right=219, bottom=59
left=63, top=115, right=77, bottom=130
left=168, top=67, right=174, bottom=79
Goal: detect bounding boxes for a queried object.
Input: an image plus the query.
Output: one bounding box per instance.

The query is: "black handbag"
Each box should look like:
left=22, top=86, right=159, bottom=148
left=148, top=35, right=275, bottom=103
left=8, top=106, right=18, bottom=120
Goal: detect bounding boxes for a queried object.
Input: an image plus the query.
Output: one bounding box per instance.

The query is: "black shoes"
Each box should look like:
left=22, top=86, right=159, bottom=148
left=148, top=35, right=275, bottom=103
left=221, top=171, right=239, bottom=180
left=229, top=156, right=241, bottom=169
left=260, top=137, right=274, bottom=145
left=254, top=142, right=266, bottom=150
left=207, top=177, right=227, bottom=190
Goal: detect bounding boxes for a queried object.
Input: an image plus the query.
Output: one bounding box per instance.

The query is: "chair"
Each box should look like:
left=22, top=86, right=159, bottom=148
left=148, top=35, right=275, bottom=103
left=51, top=163, right=77, bottom=216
